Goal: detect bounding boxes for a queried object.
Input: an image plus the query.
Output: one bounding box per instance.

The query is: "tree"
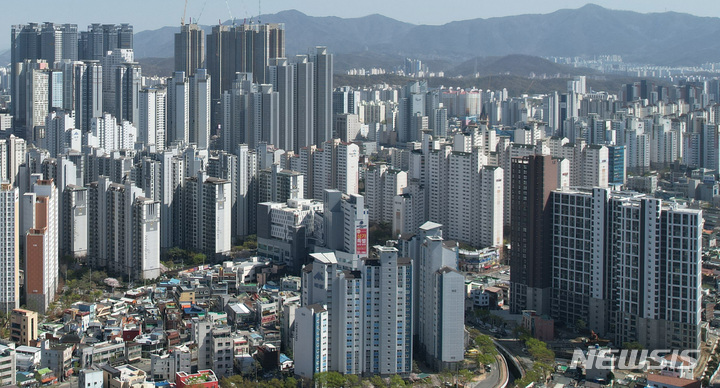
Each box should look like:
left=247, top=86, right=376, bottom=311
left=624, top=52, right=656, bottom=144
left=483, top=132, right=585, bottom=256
left=345, top=374, right=360, bottom=387
left=412, top=360, right=421, bottom=374
left=220, top=375, right=245, bottom=388
left=190, top=253, right=207, bottom=266
left=283, top=377, right=298, bottom=388
left=513, top=326, right=532, bottom=341
left=457, top=370, right=474, bottom=386
left=576, top=319, right=587, bottom=332
left=439, top=370, right=454, bottom=386
left=526, top=338, right=555, bottom=364
left=515, top=367, right=541, bottom=388
left=622, top=341, right=644, bottom=350
left=474, top=334, right=499, bottom=367
left=476, top=353, right=497, bottom=368
left=388, top=375, right=405, bottom=388
left=370, top=375, right=386, bottom=387
left=314, top=372, right=345, bottom=388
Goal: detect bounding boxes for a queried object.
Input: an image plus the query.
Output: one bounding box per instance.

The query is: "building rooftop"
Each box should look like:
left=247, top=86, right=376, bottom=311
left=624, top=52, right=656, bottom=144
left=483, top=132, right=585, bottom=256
left=646, top=374, right=700, bottom=388
left=309, top=252, right=337, bottom=265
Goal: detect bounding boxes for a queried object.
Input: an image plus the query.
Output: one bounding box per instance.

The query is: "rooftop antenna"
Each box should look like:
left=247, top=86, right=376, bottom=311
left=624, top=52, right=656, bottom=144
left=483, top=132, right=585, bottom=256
left=258, top=0, right=261, bottom=23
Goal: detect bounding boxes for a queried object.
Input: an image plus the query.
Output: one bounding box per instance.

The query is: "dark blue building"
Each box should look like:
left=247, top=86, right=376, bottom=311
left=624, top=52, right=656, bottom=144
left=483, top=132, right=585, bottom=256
left=608, top=145, right=625, bottom=185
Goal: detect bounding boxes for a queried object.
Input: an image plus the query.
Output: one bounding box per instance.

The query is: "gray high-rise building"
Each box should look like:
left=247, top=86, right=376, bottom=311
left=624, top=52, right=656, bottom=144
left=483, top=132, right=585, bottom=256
left=167, top=71, right=189, bottom=146
left=115, top=62, right=142, bottom=126
left=174, top=24, right=205, bottom=78
left=74, top=60, right=103, bottom=132
left=294, top=55, right=314, bottom=152
left=220, top=74, right=278, bottom=150
left=268, top=58, right=294, bottom=152
left=310, top=47, right=333, bottom=146
left=189, top=69, right=211, bottom=149
left=206, top=23, right=285, bottom=127
left=11, top=23, right=78, bottom=130
left=78, top=23, right=133, bottom=61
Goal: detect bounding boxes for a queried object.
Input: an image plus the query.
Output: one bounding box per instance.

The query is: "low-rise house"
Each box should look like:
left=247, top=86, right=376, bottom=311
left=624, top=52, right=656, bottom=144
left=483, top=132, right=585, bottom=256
left=0, top=341, right=16, bottom=386
left=150, top=345, right=193, bottom=382
left=16, top=345, right=41, bottom=372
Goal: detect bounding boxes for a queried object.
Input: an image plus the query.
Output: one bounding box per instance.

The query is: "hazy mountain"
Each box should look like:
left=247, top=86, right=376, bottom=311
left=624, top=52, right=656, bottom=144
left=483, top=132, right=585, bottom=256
left=132, top=4, right=720, bottom=66
left=447, top=55, right=596, bottom=78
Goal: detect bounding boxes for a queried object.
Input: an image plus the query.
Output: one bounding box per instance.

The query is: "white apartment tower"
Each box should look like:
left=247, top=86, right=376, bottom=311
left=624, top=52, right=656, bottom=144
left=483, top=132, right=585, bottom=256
left=365, top=164, right=407, bottom=224
left=181, top=171, right=232, bottom=255
left=88, top=177, right=160, bottom=280
left=609, top=194, right=702, bottom=350
left=322, top=190, right=369, bottom=270
left=362, top=246, right=412, bottom=376
left=0, top=184, right=19, bottom=313
left=167, top=71, right=189, bottom=146
left=550, top=188, right=703, bottom=350
left=312, top=140, right=359, bottom=199
left=138, top=87, right=167, bottom=151
left=551, top=188, right=609, bottom=334
left=400, top=222, right=464, bottom=371
left=63, top=185, right=88, bottom=259
left=44, top=110, right=76, bottom=157
left=294, top=304, right=330, bottom=379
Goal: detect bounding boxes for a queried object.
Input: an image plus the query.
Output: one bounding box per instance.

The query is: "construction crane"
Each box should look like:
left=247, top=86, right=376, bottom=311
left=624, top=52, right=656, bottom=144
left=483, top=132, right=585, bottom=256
left=181, top=0, right=188, bottom=26
left=225, top=0, right=236, bottom=26
left=196, top=0, right=208, bottom=24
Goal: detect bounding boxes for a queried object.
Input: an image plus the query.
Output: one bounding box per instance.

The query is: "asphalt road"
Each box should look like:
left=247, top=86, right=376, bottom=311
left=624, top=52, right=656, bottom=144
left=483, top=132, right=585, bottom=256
left=473, top=355, right=507, bottom=388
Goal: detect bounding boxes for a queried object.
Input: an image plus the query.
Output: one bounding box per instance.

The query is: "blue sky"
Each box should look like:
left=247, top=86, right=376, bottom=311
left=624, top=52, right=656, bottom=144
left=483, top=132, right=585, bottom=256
left=1, top=0, right=718, bottom=49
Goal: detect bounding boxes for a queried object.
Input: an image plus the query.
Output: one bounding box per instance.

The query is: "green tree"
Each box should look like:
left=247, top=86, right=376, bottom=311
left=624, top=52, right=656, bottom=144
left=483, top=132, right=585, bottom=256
left=314, top=372, right=345, bottom=388
left=283, top=376, right=298, bottom=388
left=412, top=360, right=421, bottom=374
left=476, top=353, right=497, bottom=368
left=190, top=253, right=207, bottom=266
left=220, top=375, right=245, bottom=388
left=526, top=338, right=555, bottom=364
left=388, top=375, right=405, bottom=388
left=576, top=319, right=587, bottom=332
left=515, top=367, right=541, bottom=388
left=474, top=334, right=499, bottom=367
left=622, top=341, right=644, bottom=350
left=513, top=326, right=532, bottom=341
left=370, top=375, right=386, bottom=387
left=345, top=374, right=360, bottom=387
left=439, top=370, right=454, bottom=386
left=457, top=370, right=474, bottom=386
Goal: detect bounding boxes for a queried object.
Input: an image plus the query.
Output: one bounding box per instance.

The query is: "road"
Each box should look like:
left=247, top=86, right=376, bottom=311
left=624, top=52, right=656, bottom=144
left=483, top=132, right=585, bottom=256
left=472, top=354, right=508, bottom=388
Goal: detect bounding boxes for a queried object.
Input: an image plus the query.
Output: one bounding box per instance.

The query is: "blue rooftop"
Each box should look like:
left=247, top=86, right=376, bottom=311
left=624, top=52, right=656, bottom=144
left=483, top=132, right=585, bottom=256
left=279, top=353, right=291, bottom=363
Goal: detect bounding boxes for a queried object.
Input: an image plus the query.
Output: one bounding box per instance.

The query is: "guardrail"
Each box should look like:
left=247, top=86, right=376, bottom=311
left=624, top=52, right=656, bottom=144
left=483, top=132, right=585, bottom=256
left=494, top=340, right=525, bottom=380
left=496, top=353, right=510, bottom=388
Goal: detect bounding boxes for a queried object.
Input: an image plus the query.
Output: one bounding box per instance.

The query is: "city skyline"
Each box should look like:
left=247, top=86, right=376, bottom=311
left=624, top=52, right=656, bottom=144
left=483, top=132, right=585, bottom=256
left=0, top=2, right=718, bottom=386
left=0, top=1, right=719, bottom=51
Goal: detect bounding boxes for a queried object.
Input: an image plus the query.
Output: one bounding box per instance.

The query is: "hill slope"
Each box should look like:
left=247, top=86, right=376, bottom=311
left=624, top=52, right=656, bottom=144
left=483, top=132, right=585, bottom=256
left=132, top=4, right=720, bottom=66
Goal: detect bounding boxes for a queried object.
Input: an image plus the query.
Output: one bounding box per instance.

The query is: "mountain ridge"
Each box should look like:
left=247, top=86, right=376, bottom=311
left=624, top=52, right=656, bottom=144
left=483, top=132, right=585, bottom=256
left=101, top=4, right=720, bottom=66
